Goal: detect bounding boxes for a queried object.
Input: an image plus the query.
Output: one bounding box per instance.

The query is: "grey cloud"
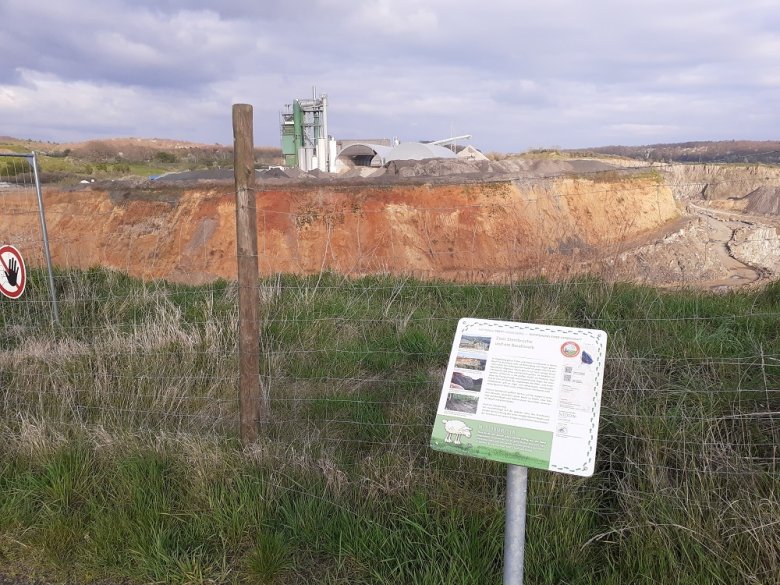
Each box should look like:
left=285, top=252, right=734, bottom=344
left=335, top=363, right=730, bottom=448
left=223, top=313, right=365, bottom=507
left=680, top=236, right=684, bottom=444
left=1, top=2, right=267, bottom=88
left=0, top=0, right=778, bottom=150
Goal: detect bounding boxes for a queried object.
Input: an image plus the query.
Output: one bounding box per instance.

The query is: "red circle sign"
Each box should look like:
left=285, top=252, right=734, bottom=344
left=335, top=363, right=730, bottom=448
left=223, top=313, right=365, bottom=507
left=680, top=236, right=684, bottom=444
left=560, top=341, right=580, bottom=358
left=0, top=244, right=26, bottom=299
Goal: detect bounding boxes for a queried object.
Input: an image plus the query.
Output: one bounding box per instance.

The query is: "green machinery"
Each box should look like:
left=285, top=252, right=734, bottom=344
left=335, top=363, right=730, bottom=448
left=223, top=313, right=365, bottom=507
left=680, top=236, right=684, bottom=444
left=280, top=91, right=331, bottom=171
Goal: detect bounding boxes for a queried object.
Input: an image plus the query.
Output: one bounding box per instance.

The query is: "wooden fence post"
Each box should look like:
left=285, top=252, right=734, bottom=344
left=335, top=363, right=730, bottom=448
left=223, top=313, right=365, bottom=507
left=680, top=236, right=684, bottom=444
left=233, top=103, right=264, bottom=445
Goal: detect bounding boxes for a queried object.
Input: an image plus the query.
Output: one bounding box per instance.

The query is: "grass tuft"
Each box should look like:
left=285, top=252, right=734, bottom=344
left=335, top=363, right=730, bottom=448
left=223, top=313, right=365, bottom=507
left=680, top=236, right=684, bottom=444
left=0, top=268, right=778, bottom=583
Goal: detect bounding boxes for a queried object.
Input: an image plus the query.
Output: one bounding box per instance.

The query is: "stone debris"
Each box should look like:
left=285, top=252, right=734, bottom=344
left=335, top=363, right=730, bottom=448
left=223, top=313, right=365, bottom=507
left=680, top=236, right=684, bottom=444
left=744, top=186, right=780, bottom=216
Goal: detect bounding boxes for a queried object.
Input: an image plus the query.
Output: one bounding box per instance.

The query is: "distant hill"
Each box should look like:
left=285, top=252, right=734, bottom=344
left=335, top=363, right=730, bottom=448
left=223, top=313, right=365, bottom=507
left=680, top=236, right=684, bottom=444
left=567, top=140, right=780, bottom=164
left=0, top=136, right=282, bottom=184
left=41, top=137, right=279, bottom=165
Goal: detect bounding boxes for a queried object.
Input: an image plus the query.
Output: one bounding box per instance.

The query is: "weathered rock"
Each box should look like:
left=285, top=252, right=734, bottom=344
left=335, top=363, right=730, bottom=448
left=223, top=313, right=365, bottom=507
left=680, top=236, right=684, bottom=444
left=0, top=172, right=679, bottom=284
left=729, top=226, right=780, bottom=274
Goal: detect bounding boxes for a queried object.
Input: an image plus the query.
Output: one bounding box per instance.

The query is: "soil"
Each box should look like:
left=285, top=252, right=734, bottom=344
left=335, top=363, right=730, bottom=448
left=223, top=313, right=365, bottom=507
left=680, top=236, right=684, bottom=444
left=1, top=158, right=778, bottom=290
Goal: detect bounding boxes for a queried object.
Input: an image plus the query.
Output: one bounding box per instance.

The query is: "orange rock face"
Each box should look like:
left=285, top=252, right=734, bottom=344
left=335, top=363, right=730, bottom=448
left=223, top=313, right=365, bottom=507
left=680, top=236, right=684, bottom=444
left=0, top=176, right=679, bottom=284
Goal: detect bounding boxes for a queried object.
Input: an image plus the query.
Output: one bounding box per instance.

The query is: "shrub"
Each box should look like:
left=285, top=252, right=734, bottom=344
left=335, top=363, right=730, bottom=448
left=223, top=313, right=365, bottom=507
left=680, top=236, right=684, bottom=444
left=153, top=151, right=177, bottom=164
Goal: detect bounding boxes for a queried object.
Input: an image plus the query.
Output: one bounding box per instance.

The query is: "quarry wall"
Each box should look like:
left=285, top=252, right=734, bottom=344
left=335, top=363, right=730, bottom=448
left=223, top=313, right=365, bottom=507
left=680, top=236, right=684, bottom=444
left=2, top=173, right=679, bottom=284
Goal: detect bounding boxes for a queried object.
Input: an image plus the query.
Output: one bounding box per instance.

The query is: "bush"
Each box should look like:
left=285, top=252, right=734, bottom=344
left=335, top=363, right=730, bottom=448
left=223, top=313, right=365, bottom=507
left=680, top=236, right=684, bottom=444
left=153, top=151, right=177, bottom=164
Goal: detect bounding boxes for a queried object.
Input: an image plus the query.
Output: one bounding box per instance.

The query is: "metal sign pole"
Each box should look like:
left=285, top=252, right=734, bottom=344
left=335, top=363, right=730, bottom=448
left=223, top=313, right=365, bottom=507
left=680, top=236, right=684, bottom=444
left=504, top=464, right=529, bottom=584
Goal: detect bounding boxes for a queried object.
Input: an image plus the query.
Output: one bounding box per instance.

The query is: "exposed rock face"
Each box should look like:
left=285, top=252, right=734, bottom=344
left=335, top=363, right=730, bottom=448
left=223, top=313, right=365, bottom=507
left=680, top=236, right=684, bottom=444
left=258, top=176, right=678, bottom=281
left=6, top=160, right=780, bottom=289
left=607, top=220, right=723, bottom=285
left=729, top=226, right=780, bottom=269
left=661, top=164, right=780, bottom=211
left=0, top=172, right=679, bottom=284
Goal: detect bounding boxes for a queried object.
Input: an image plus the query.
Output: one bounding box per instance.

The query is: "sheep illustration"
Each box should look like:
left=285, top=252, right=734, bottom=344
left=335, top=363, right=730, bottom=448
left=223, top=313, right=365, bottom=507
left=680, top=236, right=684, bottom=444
left=442, top=419, right=472, bottom=445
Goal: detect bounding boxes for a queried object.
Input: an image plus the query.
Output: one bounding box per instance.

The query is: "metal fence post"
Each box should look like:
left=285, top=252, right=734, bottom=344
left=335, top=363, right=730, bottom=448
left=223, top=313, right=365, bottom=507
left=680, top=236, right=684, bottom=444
left=30, top=152, right=60, bottom=324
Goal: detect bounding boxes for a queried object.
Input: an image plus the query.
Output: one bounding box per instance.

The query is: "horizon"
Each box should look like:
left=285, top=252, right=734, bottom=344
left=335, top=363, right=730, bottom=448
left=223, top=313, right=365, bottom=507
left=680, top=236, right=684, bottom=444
left=4, top=135, right=780, bottom=155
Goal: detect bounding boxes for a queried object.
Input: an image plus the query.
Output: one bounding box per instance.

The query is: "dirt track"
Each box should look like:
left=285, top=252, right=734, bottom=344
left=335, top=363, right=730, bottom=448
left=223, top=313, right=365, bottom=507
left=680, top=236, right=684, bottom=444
left=691, top=207, right=761, bottom=288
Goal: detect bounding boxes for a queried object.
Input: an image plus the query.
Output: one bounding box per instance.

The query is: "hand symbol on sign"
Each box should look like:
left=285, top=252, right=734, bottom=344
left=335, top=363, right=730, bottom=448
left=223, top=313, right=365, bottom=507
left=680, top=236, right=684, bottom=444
left=5, top=257, right=19, bottom=287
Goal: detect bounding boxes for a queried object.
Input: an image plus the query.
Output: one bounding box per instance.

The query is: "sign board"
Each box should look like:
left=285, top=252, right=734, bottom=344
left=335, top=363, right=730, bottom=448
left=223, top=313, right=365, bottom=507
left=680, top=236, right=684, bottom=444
left=0, top=244, right=26, bottom=299
left=430, top=318, right=607, bottom=477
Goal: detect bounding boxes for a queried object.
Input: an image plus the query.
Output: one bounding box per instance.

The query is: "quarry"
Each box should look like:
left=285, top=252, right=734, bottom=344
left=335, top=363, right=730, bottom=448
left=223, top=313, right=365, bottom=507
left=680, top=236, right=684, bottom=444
left=2, top=155, right=779, bottom=290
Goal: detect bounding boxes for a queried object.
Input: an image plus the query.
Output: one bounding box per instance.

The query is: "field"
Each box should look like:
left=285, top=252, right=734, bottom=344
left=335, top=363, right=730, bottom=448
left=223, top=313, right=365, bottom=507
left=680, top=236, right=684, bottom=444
left=1, top=268, right=778, bottom=584
left=0, top=137, right=282, bottom=184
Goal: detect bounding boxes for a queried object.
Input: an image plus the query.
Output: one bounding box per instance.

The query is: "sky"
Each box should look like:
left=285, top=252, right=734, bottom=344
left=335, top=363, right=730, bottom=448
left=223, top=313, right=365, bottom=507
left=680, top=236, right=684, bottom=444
left=1, top=0, right=778, bottom=152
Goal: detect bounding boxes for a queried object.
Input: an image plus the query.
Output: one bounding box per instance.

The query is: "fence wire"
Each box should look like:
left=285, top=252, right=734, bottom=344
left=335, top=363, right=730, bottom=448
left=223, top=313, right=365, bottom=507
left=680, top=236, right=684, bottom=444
left=1, top=163, right=779, bottom=582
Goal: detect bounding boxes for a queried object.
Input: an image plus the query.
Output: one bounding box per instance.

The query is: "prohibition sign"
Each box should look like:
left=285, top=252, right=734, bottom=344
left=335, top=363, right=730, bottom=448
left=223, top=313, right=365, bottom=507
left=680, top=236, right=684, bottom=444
left=0, top=244, right=26, bottom=299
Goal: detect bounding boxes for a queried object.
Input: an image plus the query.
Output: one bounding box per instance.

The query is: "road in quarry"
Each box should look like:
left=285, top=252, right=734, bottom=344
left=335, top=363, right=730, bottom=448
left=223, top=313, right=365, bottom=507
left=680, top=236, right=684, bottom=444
left=686, top=202, right=764, bottom=289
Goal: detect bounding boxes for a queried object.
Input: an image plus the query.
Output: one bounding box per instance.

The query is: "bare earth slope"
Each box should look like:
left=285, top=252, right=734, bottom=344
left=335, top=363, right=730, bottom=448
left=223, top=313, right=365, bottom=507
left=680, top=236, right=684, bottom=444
left=2, top=158, right=778, bottom=289
left=605, top=164, right=780, bottom=288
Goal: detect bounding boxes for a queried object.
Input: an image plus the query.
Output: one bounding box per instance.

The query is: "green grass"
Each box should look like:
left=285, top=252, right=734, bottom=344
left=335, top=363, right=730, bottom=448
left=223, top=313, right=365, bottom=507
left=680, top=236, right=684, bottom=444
left=0, top=141, right=33, bottom=154
left=33, top=154, right=178, bottom=182
left=1, top=269, right=778, bottom=584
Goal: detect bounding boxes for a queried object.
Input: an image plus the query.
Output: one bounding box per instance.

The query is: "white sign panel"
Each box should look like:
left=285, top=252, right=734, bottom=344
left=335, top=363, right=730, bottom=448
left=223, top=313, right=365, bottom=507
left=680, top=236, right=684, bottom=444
left=430, top=318, right=608, bottom=477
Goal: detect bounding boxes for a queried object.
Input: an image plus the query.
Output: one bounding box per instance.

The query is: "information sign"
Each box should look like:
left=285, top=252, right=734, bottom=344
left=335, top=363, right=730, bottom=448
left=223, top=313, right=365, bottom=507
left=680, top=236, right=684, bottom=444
left=431, top=318, right=607, bottom=477
left=0, top=244, right=26, bottom=299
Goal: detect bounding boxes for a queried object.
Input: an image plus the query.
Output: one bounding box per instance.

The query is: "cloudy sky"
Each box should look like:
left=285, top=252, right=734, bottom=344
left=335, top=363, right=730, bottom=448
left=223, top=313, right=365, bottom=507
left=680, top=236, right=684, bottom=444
left=1, top=0, right=778, bottom=152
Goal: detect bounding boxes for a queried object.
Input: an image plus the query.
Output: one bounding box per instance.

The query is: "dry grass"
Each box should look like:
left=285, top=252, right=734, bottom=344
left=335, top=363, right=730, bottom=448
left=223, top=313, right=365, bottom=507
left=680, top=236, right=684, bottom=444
left=0, top=269, right=778, bottom=584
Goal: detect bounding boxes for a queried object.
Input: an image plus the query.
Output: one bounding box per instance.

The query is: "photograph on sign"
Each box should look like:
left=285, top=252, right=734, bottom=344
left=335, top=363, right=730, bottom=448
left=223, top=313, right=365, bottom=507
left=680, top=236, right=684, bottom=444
left=430, top=318, right=608, bottom=477
left=0, top=244, right=26, bottom=299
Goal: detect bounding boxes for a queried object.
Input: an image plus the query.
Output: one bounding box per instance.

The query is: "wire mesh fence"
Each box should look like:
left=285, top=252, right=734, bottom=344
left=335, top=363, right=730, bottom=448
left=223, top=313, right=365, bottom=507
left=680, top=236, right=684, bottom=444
left=1, top=162, right=779, bottom=582
left=1, top=154, right=48, bottom=269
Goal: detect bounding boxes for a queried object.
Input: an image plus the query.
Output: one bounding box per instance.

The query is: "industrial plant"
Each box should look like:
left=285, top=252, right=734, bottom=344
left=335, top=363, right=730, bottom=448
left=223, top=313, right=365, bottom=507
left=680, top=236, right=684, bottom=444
left=280, top=90, right=484, bottom=173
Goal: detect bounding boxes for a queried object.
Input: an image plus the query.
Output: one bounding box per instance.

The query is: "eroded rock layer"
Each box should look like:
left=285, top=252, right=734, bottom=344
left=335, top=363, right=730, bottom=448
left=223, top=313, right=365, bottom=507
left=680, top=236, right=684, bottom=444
left=1, top=172, right=680, bottom=284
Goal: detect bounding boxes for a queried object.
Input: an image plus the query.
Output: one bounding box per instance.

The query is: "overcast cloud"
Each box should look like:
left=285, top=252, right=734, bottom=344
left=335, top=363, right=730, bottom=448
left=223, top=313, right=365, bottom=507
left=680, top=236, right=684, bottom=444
left=1, top=0, right=778, bottom=151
